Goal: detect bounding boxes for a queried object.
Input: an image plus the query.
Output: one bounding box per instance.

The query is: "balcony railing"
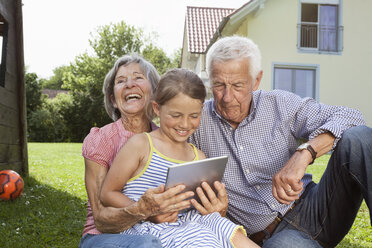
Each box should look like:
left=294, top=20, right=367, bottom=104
left=298, top=24, right=343, bottom=52
left=300, top=24, right=317, bottom=48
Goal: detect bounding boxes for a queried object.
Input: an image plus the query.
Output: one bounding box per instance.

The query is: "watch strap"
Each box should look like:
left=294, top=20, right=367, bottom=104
left=297, top=143, right=317, bottom=164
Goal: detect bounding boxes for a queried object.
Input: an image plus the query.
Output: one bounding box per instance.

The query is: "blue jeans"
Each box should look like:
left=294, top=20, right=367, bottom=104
left=263, top=125, right=372, bottom=248
left=79, top=233, right=162, bottom=248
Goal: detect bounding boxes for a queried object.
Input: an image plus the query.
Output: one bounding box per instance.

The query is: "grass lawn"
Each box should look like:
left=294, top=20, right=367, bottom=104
left=0, top=143, right=371, bottom=247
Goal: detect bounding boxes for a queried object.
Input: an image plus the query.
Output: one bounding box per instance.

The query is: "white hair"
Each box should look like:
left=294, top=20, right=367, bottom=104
left=206, top=36, right=262, bottom=79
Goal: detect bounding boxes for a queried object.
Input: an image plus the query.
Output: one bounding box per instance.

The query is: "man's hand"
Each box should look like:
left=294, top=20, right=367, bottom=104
left=273, top=133, right=335, bottom=205
left=191, top=181, right=228, bottom=216
left=272, top=151, right=312, bottom=205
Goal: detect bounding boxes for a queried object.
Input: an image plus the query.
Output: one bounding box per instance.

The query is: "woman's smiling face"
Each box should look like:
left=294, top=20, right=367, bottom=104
left=112, top=63, right=152, bottom=117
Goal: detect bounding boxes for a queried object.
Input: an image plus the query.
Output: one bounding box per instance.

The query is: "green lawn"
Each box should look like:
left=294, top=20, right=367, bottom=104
left=0, top=143, right=371, bottom=247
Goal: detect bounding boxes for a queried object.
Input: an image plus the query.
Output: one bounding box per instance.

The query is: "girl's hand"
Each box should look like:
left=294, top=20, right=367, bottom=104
left=147, top=211, right=178, bottom=223
left=191, top=181, right=228, bottom=216
left=137, top=184, right=194, bottom=218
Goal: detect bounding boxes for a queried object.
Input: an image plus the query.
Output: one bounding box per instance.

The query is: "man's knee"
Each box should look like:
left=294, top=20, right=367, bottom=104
left=262, top=229, right=321, bottom=248
left=337, top=125, right=371, bottom=152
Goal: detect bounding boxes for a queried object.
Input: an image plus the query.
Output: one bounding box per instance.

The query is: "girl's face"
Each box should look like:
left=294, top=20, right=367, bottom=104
left=112, top=63, right=152, bottom=118
left=153, top=93, right=203, bottom=143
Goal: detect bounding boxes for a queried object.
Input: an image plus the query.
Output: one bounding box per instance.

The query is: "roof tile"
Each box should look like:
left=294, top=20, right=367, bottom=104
left=186, top=6, right=234, bottom=53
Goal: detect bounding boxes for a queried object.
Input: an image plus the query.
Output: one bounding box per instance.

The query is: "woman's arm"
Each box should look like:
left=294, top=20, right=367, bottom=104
left=86, top=157, right=189, bottom=232
left=84, top=158, right=148, bottom=233
left=100, top=134, right=196, bottom=221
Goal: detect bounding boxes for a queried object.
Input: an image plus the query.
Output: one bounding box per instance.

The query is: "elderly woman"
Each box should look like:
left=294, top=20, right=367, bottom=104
left=79, top=55, right=189, bottom=248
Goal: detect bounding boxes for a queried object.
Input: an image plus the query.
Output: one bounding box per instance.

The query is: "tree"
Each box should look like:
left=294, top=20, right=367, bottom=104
left=42, top=65, right=71, bottom=90
left=25, top=72, right=46, bottom=117
left=143, top=46, right=182, bottom=75
left=142, top=44, right=173, bottom=75
left=27, top=21, right=179, bottom=142
left=61, top=21, right=178, bottom=142
left=170, top=48, right=182, bottom=68
left=26, top=70, right=72, bottom=142
left=89, top=21, right=144, bottom=65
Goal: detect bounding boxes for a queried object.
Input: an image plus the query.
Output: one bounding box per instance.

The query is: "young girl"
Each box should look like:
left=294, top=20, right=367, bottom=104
left=100, top=68, right=259, bottom=248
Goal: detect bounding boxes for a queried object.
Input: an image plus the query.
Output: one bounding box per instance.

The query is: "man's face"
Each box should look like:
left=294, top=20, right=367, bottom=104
left=210, top=58, right=261, bottom=128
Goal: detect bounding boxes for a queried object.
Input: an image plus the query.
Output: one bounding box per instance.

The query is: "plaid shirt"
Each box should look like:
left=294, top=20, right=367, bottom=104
left=189, top=89, right=365, bottom=234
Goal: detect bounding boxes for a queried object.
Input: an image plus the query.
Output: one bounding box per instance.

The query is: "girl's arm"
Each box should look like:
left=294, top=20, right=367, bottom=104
left=100, top=133, right=148, bottom=208
left=101, top=133, right=197, bottom=223
left=85, top=158, right=150, bottom=232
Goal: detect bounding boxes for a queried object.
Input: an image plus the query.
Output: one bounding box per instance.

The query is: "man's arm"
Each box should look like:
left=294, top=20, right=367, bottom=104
left=272, top=132, right=335, bottom=205
left=272, top=91, right=365, bottom=205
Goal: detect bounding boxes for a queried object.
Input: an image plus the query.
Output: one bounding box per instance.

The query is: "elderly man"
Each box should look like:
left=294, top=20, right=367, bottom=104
left=189, top=36, right=372, bottom=248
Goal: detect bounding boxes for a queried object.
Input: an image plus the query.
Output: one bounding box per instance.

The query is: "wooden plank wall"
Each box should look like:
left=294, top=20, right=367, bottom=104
left=0, top=0, right=28, bottom=175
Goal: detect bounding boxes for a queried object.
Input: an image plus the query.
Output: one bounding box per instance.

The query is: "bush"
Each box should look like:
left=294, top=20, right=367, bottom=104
left=27, top=93, right=72, bottom=142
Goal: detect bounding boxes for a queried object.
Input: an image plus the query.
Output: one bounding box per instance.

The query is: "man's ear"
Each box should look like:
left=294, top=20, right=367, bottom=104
left=110, top=95, right=118, bottom=108
left=152, top=101, right=160, bottom=117
left=253, top=70, right=263, bottom=91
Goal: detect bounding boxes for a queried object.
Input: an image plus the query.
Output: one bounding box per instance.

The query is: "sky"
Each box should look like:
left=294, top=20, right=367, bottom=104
left=22, top=0, right=249, bottom=78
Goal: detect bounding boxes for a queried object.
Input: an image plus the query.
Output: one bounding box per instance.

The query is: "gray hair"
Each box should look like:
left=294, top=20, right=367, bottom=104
left=206, top=36, right=262, bottom=80
left=103, top=54, right=160, bottom=121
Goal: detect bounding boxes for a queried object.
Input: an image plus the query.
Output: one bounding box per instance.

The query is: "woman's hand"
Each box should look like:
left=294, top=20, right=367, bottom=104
left=137, top=184, right=194, bottom=218
left=190, top=181, right=228, bottom=217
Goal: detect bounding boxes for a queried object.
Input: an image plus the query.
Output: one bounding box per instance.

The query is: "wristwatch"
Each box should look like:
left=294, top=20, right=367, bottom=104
left=296, top=143, right=317, bottom=164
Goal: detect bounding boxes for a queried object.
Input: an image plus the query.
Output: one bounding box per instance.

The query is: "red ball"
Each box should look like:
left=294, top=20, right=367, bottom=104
left=0, top=170, right=24, bottom=200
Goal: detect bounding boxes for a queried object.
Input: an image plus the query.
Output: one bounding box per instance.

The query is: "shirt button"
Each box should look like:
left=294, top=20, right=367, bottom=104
left=230, top=127, right=233, bottom=131
left=245, top=169, right=250, bottom=174
left=240, top=146, right=244, bottom=150
left=256, top=185, right=260, bottom=190
left=271, top=204, right=275, bottom=208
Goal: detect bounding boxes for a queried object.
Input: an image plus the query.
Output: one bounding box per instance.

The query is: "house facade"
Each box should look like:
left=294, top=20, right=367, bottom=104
left=0, top=0, right=28, bottom=175
left=181, top=0, right=372, bottom=126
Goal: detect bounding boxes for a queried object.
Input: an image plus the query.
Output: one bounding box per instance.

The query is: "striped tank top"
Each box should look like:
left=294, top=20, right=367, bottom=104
left=123, top=132, right=199, bottom=201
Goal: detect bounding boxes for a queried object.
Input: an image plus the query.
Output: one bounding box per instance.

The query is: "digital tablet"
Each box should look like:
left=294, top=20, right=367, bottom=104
left=165, top=156, right=228, bottom=203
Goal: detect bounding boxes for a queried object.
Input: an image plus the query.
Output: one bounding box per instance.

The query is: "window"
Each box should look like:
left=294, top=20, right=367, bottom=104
left=273, top=64, right=318, bottom=99
left=0, top=14, right=8, bottom=87
left=298, top=1, right=343, bottom=53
